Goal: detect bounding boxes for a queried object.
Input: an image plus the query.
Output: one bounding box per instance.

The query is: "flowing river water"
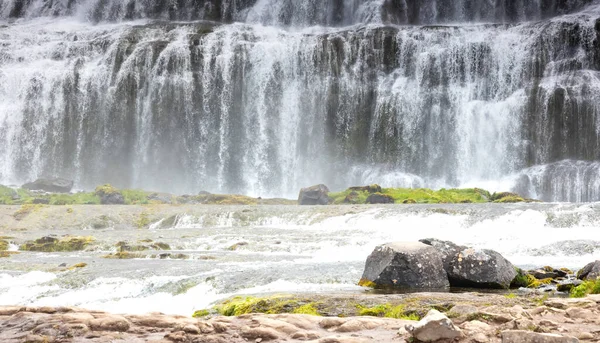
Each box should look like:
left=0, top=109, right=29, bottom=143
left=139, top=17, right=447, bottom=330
left=1, top=203, right=600, bottom=316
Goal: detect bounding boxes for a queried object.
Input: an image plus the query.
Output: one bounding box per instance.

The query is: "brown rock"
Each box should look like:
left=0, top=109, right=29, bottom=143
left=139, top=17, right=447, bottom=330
left=240, top=326, right=280, bottom=341
left=544, top=298, right=596, bottom=309
left=89, top=315, right=130, bottom=332
left=566, top=308, right=597, bottom=322
left=501, top=330, right=579, bottom=343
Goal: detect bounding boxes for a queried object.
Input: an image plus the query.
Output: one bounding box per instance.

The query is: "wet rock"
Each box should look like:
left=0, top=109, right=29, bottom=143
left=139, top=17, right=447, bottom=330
left=20, top=236, right=94, bottom=252
left=365, top=193, right=394, bottom=204
left=501, top=330, right=579, bottom=343
left=577, top=260, right=600, bottom=280
left=359, top=242, right=449, bottom=289
left=22, top=178, right=73, bottom=193
left=420, top=238, right=516, bottom=289
left=406, top=309, right=463, bottom=342
left=298, top=184, right=330, bottom=205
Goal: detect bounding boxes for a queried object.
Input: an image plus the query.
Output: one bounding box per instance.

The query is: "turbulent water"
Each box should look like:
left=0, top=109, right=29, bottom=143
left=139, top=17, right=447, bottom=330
left=1, top=203, right=600, bottom=315
left=0, top=0, right=599, bottom=200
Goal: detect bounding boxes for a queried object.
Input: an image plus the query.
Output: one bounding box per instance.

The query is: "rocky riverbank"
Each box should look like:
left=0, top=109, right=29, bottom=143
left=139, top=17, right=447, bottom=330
left=1, top=292, right=599, bottom=343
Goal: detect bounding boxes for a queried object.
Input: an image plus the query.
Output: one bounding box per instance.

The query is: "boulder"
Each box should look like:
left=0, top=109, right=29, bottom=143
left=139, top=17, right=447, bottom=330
left=577, top=260, right=600, bottom=280
left=365, top=193, right=394, bottom=204
left=349, top=184, right=382, bottom=193
left=359, top=242, right=449, bottom=289
left=420, top=238, right=516, bottom=289
left=298, top=184, right=330, bottom=205
left=501, top=330, right=578, bottom=343
left=22, top=178, right=73, bottom=193
left=95, top=184, right=125, bottom=205
left=405, top=309, right=463, bottom=342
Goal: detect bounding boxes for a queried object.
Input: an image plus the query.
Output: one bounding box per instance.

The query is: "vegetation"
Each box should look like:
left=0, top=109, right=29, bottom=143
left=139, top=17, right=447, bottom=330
left=356, top=304, right=420, bottom=320
left=213, top=296, right=322, bottom=316
left=570, top=279, right=600, bottom=298
left=328, top=186, right=503, bottom=204
left=1, top=183, right=534, bottom=206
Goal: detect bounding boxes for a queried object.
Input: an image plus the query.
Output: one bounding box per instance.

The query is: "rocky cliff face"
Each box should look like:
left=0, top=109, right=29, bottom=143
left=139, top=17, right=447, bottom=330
left=0, top=0, right=599, bottom=200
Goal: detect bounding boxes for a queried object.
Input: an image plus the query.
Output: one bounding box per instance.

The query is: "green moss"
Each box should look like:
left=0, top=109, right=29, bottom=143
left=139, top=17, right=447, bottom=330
left=95, top=184, right=120, bottom=196
left=358, top=278, right=377, bottom=288
left=0, top=240, right=8, bottom=251
left=292, top=304, right=321, bottom=316
left=511, top=268, right=529, bottom=288
left=329, top=187, right=494, bottom=205
left=121, top=189, right=150, bottom=205
left=136, top=212, right=151, bottom=229
left=505, top=293, right=517, bottom=299
left=20, top=236, right=95, bottom=252
left=214, top=296, right=321, bottom=316
left=356, top=304, right=420, bottom=320
left=493, top=196, right=526, bottom=203
left=192, top=309, right=210, bottom=318
left=49, top=192, right=100, bottom=205
left=570, top=279, right=600, bottom=298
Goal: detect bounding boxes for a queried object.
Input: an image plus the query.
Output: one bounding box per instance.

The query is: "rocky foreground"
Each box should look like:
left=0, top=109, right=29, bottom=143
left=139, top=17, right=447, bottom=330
left=1, top=293, right=600, bottom=343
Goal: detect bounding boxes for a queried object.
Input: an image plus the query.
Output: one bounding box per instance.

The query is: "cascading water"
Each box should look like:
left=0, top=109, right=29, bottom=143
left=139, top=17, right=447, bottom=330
left=0, top=0, right=599, bottom=200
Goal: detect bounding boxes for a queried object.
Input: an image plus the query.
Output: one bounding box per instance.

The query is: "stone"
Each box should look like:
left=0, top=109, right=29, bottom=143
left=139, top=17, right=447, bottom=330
left=365, top=193, right=394, bottom=204
left=95, top=184, right=125, bottom=205
left=501, top=330, right=579, bottom=343
left=544, top=298, right=596, bottom=309
left=89, top=315, right=131, bottom=332
left=566, top=307, right=597, bottom=321
left=22, top=178, right=74, bottom=193
left=298, top=184, right=330, bottom=205
left=405, top=309, right=463, bottom=342
left=349, top=185, right=382, bottom=193
left=359, top=242, right=449, bottom=289
left=577, top=260, right=600, bottom=280
left=557, top=279, right=582, bottom=292
left=420, top=238, right=517, bottom=289
left=577, top=333, right=594, bottom=340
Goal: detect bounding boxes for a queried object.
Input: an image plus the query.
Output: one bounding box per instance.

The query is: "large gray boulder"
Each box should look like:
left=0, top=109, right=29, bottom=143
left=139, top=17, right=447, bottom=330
left=298, top=184, right=330, bottom=205
left=22, top=178, right=73, bottom=193
left=577, top=260, right=600, bottom=280
left=406, top=309, right=463, bottom=342
left=420, top=238, right=517, bottom=289
left=359, top=242, right=450, bottom=289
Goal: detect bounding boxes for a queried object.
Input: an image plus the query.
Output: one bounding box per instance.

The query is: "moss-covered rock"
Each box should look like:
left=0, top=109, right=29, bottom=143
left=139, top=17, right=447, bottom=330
left=103, top=251, right=146, bottom=259
left=329, top=187, right=514, bottom=205
left=0, top=251, right=19, bottom=258
left=95, top=184, right=125, bottom=204
left=214, top=296, right=322, bottom=317
left=570, top=279, right=600, bottom=298
left=0, top=239, right=8, bottom=251
left=366, top=193, right=395, bottom=204
left=20, top=236, right=95, bottom=252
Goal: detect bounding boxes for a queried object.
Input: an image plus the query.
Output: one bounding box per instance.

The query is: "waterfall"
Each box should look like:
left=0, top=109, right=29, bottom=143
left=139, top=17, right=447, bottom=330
left=0, top=0, right=599, bottom=200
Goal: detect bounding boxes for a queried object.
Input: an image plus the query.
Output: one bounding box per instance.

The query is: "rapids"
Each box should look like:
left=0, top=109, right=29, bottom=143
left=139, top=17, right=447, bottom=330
left=1, top=203, right=600, bottom=315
